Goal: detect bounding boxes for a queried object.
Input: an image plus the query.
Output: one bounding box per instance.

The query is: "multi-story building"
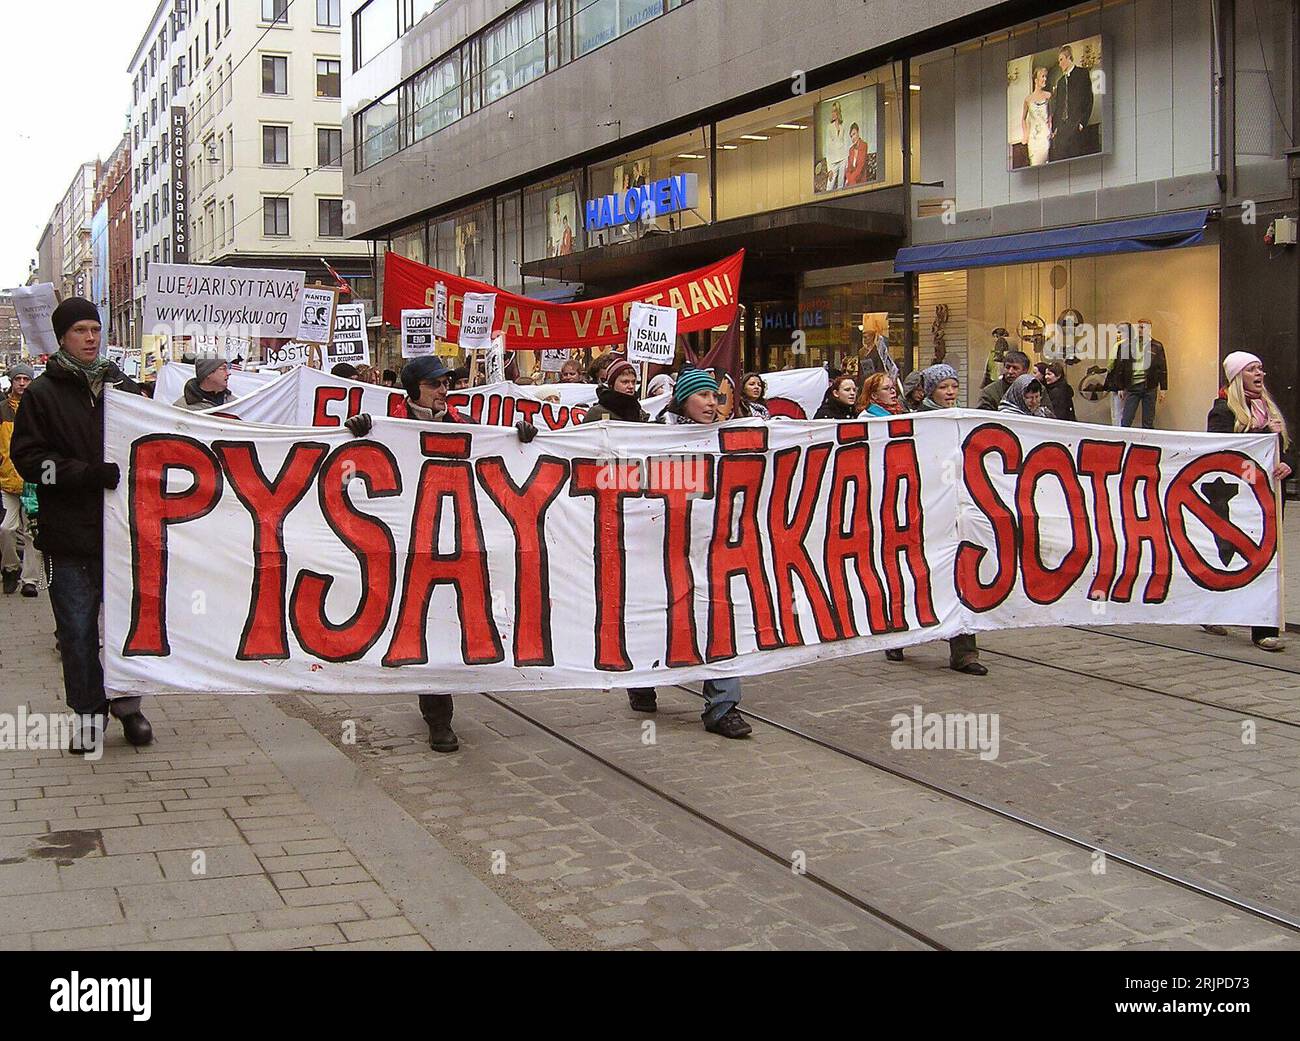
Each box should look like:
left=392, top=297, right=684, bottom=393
left=0, top=292, right=22, bottom=367
left=342, top=0, right=1299, bottom=439
left=58, top=162, right=98, bottom=302
left=92, top=134, right=133, bottom=345
left=34, top=223, right=57, bottom=290
left=127, top=0, right=192, bottom=348
left=182, top=0, right=371, bottom=309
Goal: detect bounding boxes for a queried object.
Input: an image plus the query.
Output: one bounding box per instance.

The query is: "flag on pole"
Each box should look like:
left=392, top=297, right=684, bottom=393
left=320, top=258, right=352, bottom=296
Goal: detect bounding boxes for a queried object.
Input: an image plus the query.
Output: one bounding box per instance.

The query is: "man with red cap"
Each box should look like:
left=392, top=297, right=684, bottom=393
left=10, top=298, right=153, bottom=754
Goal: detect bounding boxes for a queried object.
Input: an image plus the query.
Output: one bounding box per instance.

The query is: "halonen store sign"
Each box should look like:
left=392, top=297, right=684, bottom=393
left=584, top=173, right=699, bottom=232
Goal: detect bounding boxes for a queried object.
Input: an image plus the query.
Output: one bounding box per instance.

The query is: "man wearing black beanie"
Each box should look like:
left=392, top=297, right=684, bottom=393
left=10, top=297, right=154, bottom=754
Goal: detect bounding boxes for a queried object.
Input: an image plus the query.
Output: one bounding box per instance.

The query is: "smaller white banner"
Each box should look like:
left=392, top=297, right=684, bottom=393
left=144, top=263, right=306, bottom=339
left=433, top=282, right=448, bottom=340
left=329, top=304, right=370, bottom=366
left=9, top=283, right=60, bottom=354
left=626, top=301, right=677, bottom=365
left=263, top=341, right=315, bottom=369
left=540, top=349, right=570, bottom=373
left=484, top=334, right=506, bottom=385
left=402, top=309, right=436, bottom=358
left=297, top=287, right=338, bottom=345
left=459, top=292, right=496, bottom=349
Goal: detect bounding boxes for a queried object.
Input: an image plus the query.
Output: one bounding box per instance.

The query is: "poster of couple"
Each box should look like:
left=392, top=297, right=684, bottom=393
left=1007, top=34, right=1103, bottom=171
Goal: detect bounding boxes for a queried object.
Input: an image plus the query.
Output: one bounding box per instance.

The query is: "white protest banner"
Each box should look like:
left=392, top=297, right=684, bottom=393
left=329, top=303, right=370, bottom=366
left=196, top=364, right=829, bottom=430
left=459, top=291, right=496, bottom=349
left=104, top=393, right=1282, bottom=697
left=144, top=263, right=306, bottom=339
left=263, top=341, right=316, bottom=369
left=484, top=333, right=506, bottom=385
left=540, top=349, right=570, bottom=373
left=402, top=309, right=435, bottom=358
left=297, top=286, right=338, bottom=345
left=433, top=282, right=448, bottom=340
left=9, top=283, right=59, bottom=354
left=153, top=360, right=280, bottom=405
left=626, top=301, right=677, bottom=365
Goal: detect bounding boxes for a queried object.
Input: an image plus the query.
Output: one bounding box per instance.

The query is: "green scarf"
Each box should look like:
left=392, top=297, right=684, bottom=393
left=49, top=349, right=113, bottom=399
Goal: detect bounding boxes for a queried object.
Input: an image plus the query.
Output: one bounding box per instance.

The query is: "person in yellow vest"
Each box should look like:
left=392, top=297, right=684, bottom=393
left=0, top=363, right=42, bottom=597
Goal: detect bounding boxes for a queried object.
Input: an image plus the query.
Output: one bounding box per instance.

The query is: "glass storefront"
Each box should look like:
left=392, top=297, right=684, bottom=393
left=587, top=126, right=711, bottom=244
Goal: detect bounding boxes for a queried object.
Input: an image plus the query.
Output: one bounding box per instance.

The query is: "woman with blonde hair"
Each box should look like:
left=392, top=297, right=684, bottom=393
left=1203, top=351, right=1292, bottom=651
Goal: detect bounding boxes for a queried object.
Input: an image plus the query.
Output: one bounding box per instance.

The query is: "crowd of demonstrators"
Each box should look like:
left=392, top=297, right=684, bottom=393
left=978, top=350, right=1030, bottom=410
left=1202, top=352, right=1292, bottom=652
left=0, top=363, right=41, bottom=597
left=173, top=358, right=235, bottom=411
left=9, top=298, right=154, bottom=753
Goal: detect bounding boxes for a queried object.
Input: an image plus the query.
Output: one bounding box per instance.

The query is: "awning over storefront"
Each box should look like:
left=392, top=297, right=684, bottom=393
left=894, top=209, right=1211, bottom=273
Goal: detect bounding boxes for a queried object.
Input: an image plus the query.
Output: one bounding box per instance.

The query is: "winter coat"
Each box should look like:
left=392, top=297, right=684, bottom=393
left=978, top=377, right=1012, bottom=411
left=1106, top=338, right=1168, bottom=392
left=582, top=386, right=649, bottom=424
left=814, top=397, right=855, bottom=420
left=9, top=361, right=143, bottom=559
left=0, top=394, right=24, bottom=495
left=1208, top=392, right=1294, bottom=477
left=1045, top=379, right=1075, bottom=422
left=173, top=378, right=233, bottom=411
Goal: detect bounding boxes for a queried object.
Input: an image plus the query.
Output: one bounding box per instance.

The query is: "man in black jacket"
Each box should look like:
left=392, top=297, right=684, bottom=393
left=10, top=298, right=153, bottom=754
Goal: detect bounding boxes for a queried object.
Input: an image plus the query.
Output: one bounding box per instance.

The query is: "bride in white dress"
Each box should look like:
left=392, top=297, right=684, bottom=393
left=1021, top=66, right=1053, bottom=167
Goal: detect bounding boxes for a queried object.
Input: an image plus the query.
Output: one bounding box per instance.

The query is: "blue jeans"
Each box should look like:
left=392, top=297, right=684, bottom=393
left=1120, top=384, right=1158, bottom=428
left=628, top=678, right=741, bottom=723
left=47, top=555, right=140, bottom=718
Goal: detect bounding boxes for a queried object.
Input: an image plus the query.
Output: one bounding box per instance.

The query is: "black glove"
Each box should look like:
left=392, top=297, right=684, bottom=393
left=515, top=420, right=538, bottom=444
left=344, top=413, right=373, bottom=438
left=96, top=462, right=121, bottom=490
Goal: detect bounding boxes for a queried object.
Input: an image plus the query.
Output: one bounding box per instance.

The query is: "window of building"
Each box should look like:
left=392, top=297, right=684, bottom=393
left=162, top=190, right=169, bottom=218
left=262, top=54, right=288, bottom=94
left=317, top=0, right=341, bottom=28
left=495, top=191, right=521, bottom=292
left=482, top=0, right=546, bottom=106
left=263, top=196, right=289, bottom=236
left=226, top=127, right=235, bottom=172
left=163, top=236, right=170, bottom=263
left=262, top=125, right=290, bottom=165
left=431, top=201, right=490, bottom=279
left=316, top=58, right=341, bottom=98
left=389, top=221, right=426, bottom=264
left=262, top=0, right=289, bottom=25
left=225, top=0, right=231, bottom=34
left=228, top=196, right=236, bottom=240
left=216, top=5, right=221, bottom=38
left=357, top=91, right=400, bottom=169
left=317, top=127, right=342, bottom=167
left=153, top=244, right=160, bottom=262
left=410, top=54, right=459, bottom=143
left=319, top=198, right=344, bottom=238
left=586, top=126, right=708, bottom=242
left=354, top=0, right=397, bottom=70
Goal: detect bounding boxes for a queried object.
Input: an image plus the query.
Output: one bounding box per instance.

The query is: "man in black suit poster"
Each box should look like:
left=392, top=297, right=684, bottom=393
left=1048, top=45, right=1094, bottom=162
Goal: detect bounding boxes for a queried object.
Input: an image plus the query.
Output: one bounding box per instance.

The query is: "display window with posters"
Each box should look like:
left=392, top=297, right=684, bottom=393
left=523, top=172, right=585, bottom=263
left=586, top=126, right=710, bottom=244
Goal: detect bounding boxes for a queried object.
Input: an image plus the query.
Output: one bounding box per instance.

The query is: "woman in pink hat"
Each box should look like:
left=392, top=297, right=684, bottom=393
left=1203, top=351, right=1292, bottom=651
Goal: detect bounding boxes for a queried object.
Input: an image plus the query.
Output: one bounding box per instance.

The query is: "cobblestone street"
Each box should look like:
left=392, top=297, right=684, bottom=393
left=2, top=515, right=1297, bottom=951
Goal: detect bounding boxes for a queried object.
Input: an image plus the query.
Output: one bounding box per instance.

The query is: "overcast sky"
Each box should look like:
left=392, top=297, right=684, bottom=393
left=1, top=0, right=161, bottom=288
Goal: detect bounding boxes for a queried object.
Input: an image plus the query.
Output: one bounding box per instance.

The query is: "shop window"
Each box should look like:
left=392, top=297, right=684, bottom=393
left=431, top=203, right=490, bottom=279
left=585, top=126, right=708, bottom=244
left=410, top=54, right=460, bottom=143
left=573, top=0, right=664, bottom=58
left=482, top=0, right=546, bottom=106
left=715, top=69, right=900, bottom=222
left=523, top=173, right=584, bottom=262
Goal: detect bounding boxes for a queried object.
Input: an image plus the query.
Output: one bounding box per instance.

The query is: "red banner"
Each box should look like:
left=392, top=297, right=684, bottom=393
left=382, top=249, right=745, bottom=351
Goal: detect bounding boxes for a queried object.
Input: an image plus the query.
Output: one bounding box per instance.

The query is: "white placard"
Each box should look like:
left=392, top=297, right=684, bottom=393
left=433, top=282, right=448, bottom=340
left=9, top=283, right=59, bottom=354
left=143, top=263, right=306, bottom=339
left=297, top=286, right=338, bottom=345
left=263, top=341, right=315, bottom=369
left=626, top=301, right=677, bottom=364
left=402, top=309, right=436, bottom=358
left=329, top=304, right=370, bottom=366
left=540, top=349, right=571, bottom=373
left=459, top=292, right=496, bottom=350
